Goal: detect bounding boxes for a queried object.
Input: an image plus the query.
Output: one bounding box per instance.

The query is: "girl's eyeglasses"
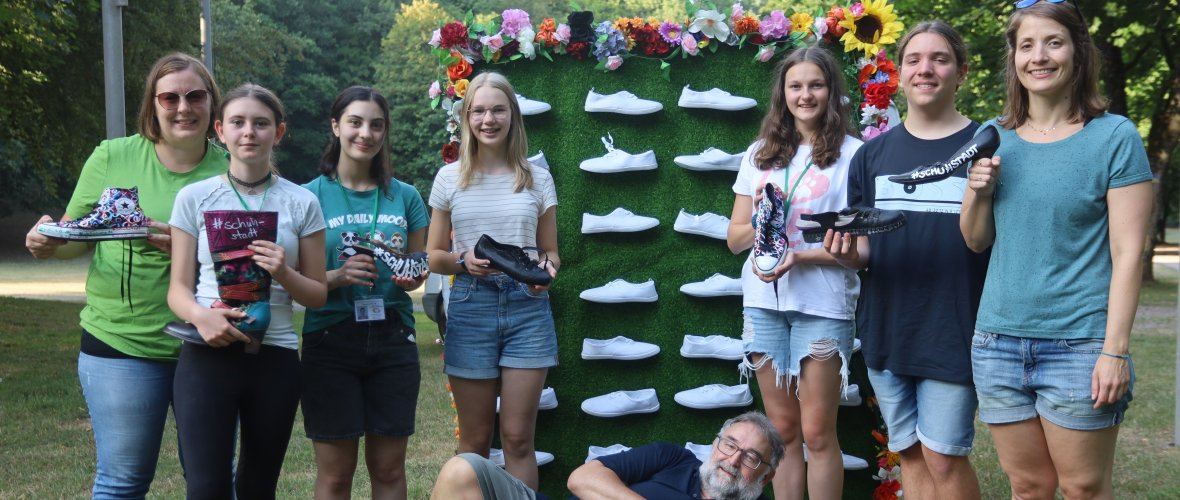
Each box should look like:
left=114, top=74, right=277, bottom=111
left=156, top=89, right=209, bottom=110
left=1013, top=0, right=1085, bottom=22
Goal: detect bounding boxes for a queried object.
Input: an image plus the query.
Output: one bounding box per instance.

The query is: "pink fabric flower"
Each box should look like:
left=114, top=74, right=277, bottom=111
left=429, top=29, right=441, bottom=48
left=480, top=34, right=505, bottom=52
left=851, top=2, right=866, bottom=17
left=759, top=11, right=790, bottom=40
left=605, top=55, right=623, bottom=70
left=731, top=3, right=744, bottom=22
left=555, top=23, right=571, bottom=44
left=500, top=9, right=531, bottom=38
left=428, top=81, right=441, bottom=99
left=682, top=33, right=699, bottom=55
left=757, top=45, right=775, bottom=62
left=659, top=21, right=683, bottom=45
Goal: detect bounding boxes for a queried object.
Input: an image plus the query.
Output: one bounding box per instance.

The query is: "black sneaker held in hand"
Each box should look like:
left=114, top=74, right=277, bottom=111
left=473, top=234, right=553, bottom=286
left=797, top=208, right=907, bottom=243
left=888, top=124, right=1001, bottom=185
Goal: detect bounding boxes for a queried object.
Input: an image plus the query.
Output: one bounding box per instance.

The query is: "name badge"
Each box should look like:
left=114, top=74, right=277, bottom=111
left=355, top=296, right=385, bottom=322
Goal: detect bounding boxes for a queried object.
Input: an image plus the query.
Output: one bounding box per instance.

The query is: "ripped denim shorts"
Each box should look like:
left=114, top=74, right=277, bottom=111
left=740, top=307, right=853, bottom=391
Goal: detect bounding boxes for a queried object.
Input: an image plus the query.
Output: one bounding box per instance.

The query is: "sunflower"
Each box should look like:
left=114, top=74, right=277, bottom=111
left=838, top=0, right=904, bottom=57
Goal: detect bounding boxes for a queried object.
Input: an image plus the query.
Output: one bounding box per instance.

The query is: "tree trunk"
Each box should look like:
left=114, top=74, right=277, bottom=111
left=1143, top=71, right=1180, bottom=283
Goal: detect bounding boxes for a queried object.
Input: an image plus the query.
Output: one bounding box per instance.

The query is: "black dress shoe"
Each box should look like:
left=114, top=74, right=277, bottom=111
left=797, top=208, right=907, bottom=243
left=473, top=234, right=553, bottom=286
left=888, top=124, right=1001, bottom=185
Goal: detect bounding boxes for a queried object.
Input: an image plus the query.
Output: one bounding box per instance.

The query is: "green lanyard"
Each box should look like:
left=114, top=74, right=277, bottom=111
left=336, top=177, right=379, bottom=239
left=783, top=159, right=813, bottom=211
left=227, top=171, right=271, bottom=210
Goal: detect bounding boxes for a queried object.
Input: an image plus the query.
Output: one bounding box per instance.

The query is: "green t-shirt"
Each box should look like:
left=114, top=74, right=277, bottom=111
left=301, top=175, right=430, bottom=332
left=67, top=135, right=228, bottom=360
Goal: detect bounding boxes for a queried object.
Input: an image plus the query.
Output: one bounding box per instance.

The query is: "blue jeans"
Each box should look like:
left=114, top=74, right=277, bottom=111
left=867, top=368, right=977, bottom=456
left=78, top=352, right=177, bottom=500
left=444, top=273, right=558, bottom=379
left=740, top=307, right=854, bottom=391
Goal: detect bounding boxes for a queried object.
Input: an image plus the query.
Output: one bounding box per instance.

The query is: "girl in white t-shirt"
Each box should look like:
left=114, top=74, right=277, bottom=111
left=426, top=72, right=559, bottom=490
left=168, top=84, right=327, bottom=498
left=726, top=47, right=863, bottom=499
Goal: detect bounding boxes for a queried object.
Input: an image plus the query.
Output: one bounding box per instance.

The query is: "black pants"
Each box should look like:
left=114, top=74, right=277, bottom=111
left=173, top=342, right=300, bottom=500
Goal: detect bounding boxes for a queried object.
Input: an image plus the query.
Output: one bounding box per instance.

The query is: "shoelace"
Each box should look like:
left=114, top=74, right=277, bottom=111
left=600, top=133, right=616, bottom=153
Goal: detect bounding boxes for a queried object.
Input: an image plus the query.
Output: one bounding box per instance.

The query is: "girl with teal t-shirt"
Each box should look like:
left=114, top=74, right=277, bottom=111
left=300, top=86, right=429, bottom=499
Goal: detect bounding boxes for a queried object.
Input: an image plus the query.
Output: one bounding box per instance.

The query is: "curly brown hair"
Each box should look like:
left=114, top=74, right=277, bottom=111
left=753, top=47, right=855, bottom=170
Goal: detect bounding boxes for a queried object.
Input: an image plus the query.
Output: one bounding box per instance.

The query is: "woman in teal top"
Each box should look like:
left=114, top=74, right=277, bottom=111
left=960, top=2, right=1151, bottom=497
left=24, top=53, right=227, bottom=499
left=300, top=86, right=430, bottom=499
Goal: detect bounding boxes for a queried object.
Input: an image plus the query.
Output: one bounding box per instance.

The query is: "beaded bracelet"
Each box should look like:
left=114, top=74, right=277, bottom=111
left=1100, top=351, right=1131, bottom=360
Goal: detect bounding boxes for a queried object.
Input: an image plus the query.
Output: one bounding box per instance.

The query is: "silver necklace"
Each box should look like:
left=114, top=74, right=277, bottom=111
left=1026, top=120, right=1060, bottom=135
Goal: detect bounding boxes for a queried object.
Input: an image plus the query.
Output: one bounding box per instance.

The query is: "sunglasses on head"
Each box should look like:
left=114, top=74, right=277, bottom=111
left=156, top=89, right=209, bottom=110
left=1014, top=0, right=1085, bottom=21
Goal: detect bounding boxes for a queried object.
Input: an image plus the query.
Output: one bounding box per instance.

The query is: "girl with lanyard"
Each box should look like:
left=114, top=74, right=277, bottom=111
left=300, top=86, right=429, bottom=499
left=726, top=47, right=863, bottom=499
left=168, top=83, right=327, bottom=498
left=426, top=72, right=559, bottom=489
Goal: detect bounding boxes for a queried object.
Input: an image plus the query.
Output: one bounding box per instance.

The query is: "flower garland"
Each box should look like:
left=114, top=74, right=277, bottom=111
left=427, top=1, right=905, bottom=161
left=867, top=395, right=904, bottom=499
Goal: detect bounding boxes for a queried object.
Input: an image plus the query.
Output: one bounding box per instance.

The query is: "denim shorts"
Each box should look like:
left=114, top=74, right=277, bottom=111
left=444, top=273, right=558, bottom=379
left=972, top=330, right=1133, bottom=430
left=740, top=307, right=853, bottom=390
left=867, top=368, right=977, bottom=456
left=301, top=318, right=420, bottom=440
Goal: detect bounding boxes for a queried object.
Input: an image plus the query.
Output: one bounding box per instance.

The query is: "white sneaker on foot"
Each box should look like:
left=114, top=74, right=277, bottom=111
left=680, top=334, right=744, bottom=360
left=585, top=444, right=632, bottom=463
left=679, top=273, right=742, bottom=297
left=580, top=279, right=658, bottom=303
left=582, top=208, right=660, bottom=233
left=581, top=388, right=659, bottom=417
left=585, top=88, right=662, bottom=114
left=677, top=85, right=757, bottom=111
left=582, top=336, right=660, bottom=360
left=673, top=210, right=730, bottom=240
left=674, top=384, right=754, bottom=409
left=516, top=94, right=551, bottom=115
left=674, top=147, right=743, bottom=172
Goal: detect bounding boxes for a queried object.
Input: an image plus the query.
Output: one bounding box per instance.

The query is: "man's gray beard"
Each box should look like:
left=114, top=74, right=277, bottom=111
left=698, top=460, right=766, bottom=500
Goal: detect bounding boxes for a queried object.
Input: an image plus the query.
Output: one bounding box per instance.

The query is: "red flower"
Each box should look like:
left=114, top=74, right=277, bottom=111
left=871, top=429, right=887, bottom=445
left=447, top=54, right=472, bottom=81
left=873, top=480, right=901, bottom=500
left=440, top=22, right=469, bottom=49
left=441, top=141, right=460, bottom=164
left=824, top=7, right=847, bottom=41
left=567, top=41, right=591, bottom=60
left=632, top=25, right=670, bottom=56
left=864, top=82, right=892, bottom=109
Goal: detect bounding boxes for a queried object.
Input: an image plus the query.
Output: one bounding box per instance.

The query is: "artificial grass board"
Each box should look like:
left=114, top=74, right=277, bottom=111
left=482, top=44, right=879, bottom=497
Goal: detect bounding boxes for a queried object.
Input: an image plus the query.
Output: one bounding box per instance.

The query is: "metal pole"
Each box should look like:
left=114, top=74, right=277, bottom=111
left=1175, top=265, right=1179, bottom=446
left=201, top=0, right=214, bottom=75
left=101, top=0, right=129, bottom=139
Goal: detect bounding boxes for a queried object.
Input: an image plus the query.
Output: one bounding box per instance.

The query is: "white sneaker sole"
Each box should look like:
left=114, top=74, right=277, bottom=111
left=673, top=395, right=753, bottom=409
left=679, top=348, right=743, bottom=361
left=38, top=224, right=149, bottom=241
left=581, top=403, right=660, bottom=417
left=582, top=350, right=659, bottom=361
left=579, top=294, right=658, bottom=303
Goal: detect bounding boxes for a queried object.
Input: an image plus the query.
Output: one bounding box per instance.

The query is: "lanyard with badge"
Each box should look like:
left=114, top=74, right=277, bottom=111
left=337, top=178, right=386, bottom=322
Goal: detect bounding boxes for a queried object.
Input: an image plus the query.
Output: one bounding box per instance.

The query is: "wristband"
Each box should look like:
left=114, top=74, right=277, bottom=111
left=1100, top=351, right=1130, bottom=360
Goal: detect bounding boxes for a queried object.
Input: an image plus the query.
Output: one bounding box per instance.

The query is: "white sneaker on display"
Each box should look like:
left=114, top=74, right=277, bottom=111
left=674, top=384, right=754, bottom=409
left=585, top=444, right=632, bottom=463
left=840, top=384, right=862, bottom=407
left=684, top=442, right=713, bottom=463
left=673, top=210, right=730, bottom=240
left=802, top=444, right=870, bottom=470
left=516, top=93, right=551, bottom=115
left=677, top=85, right=757, bottom=111
left=579, top=279, right=658, bottom=303
left=527, top=150, right=550, bottom=170
left=679, top=273, right=742, bottom=297
left=673, top=147, right=744, bottom=172
left=584, top=88, right=663, bottom=114
left=581, top=336, right=660, bottom=360
left=496, top=386, right=558, bottom=413
left=582, top=208, right=660, bottom=234
left=581, top=388, right=660, bottom=417
left=489, top=448, right=555, bottom=467
left=580, top=134, right=657, bottom=173
left=680, top=334, right=744, bottom=360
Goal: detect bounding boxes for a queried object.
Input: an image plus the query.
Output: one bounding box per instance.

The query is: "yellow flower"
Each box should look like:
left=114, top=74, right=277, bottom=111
left=453, top=78, right=469, bottom=99
left=789, top=12, right=814, bottom=37
left=838, top=0, right=904, bottom=57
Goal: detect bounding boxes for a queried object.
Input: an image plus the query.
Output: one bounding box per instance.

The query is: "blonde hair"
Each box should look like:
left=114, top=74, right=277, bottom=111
left=458, top=72, right=532, bottom=192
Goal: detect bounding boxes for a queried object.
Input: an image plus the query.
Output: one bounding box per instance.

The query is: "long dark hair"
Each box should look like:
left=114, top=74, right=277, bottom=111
left=754, top=47, right=855, bottom=170
left=999, top=1, right=1105, bottom=129
left=318, top=86, right=393, bottom=194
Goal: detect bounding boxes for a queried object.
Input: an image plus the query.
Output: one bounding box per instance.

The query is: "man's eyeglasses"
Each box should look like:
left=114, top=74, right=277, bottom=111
left=156, top=89, right=209, bottom=110
left=714, top=435, right=765, bottom=470
left=468, top=106, right=509, bottom=120
left=1014, top=0, right=1085, bottom=22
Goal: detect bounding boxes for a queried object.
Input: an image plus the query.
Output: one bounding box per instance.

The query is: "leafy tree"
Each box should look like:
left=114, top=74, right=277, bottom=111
left=210, top=0, right=314, bottom=91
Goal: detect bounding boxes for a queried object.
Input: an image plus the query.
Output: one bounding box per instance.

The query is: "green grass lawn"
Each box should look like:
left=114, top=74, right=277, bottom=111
left=1, top=268, right=1178, bottom=498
